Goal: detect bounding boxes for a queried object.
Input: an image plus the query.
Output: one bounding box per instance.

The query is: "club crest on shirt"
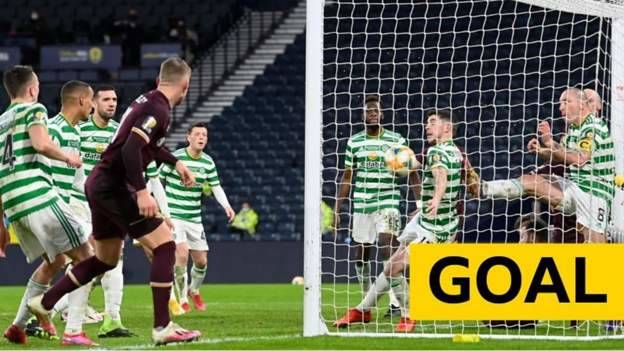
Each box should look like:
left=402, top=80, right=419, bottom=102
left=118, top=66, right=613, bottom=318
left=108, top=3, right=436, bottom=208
left=95, top=143, right=106, bottom=153
left=35, top=111, right=45, bottom=120
left=141, top=116, right=157, bottom=133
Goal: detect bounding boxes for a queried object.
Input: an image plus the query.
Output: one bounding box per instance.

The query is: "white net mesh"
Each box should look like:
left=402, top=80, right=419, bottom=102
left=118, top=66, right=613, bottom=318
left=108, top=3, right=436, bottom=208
left=320, top=0, right=624, bottom=339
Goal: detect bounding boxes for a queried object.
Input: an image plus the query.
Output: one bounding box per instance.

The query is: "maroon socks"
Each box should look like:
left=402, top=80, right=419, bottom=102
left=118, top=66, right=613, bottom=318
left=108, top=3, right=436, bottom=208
left=150, top=241, right=176, bottom=329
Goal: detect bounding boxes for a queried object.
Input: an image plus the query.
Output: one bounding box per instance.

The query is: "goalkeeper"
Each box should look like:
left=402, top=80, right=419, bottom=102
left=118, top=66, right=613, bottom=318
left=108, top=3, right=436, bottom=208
left=334, top=109, right=480, bottom=332
left=482, top=88, right=614, bottom=243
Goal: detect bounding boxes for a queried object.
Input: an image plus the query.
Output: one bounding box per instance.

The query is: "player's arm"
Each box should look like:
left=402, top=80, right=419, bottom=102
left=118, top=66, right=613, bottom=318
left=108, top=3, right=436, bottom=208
left=334, top=168, right=352, bottom=232
left=122, top=115, right=166, bottom=217
left=334, top=139, right=355, bottom=231
left=154, top=147, right=196, bottom=187
left=463, top=156, right=481, bottom=198
left=206, top=164, right=235, bottom=222
left=530, top=121, right=590, bottom=166
left=148, top=176, right=171, bottom=218
left=408, top=169, right=421, bottom=211
left=428, top=165, right=448, bottom=218
left=29, top=125, right=82, bottom=167
left=0, top=198, right=9, bottom=258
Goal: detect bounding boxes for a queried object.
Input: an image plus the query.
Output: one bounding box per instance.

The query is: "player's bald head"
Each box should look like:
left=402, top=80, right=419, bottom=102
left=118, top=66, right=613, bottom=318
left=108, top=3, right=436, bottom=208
left=583, top=88, right=602, bottom=114
left=60, top=80, right=92, bottom=104
left=561, top=87, right=591, bottom=108
left=158, top=57, right=191, bottom=84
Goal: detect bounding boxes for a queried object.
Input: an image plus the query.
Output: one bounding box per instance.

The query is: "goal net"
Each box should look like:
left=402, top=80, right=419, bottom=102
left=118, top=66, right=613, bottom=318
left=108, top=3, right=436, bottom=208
left=304, top=0, right=624, bottom=340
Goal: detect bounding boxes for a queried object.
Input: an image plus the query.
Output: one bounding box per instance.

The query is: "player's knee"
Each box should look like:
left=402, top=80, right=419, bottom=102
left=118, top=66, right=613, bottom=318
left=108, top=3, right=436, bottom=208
left=193, top=256, right=207, bottom=268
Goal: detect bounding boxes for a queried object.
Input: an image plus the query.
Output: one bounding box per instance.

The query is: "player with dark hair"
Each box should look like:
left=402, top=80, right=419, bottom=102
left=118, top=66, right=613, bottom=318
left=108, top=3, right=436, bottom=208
left=151, top=122, right=235, bottom=312
left=334, top=109, right=481, bottom=332
left=0, top=66, right=90, bottom=344
left=334, top=94, right=419, bottom=316
left=53, top=84, right=134, bottom=338
left=27, top=57, right=201, bottom=345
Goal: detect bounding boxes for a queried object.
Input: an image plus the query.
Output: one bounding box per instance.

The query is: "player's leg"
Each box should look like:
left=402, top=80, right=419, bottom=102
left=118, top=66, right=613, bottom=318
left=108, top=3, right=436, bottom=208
left=135, top=222, right=201, bottom=344
left=351, top=213, right=375, bottom=294
left=187, top=222, right=209, bottom=311
left=98, top=241, right=133, bottom=338
left=569, top=184, right=608, bottom=243
left=388, top=220, right=439, bottom=333
left=483, top=174, right=564, bottom=205
left=4, top=252, right=66, bottom=344
left=14, top=203, right=93, bottom=341
left=172, top=219, right=190, bottom=314
left=376, top=209, right=402, bottom=317
left=174, top=243, right=190, bottom=311
left=335, top=213, right=419, bottom=328
left=188, top=250, right=208, bottom=311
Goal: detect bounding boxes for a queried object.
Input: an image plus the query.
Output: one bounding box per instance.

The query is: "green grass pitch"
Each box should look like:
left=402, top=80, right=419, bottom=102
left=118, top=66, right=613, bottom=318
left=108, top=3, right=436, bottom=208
left=0, top=284, right=623, bottom=349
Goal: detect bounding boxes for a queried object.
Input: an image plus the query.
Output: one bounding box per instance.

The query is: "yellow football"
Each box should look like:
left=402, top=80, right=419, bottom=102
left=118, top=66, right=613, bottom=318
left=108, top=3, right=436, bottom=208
left=384, top=145, right=416, bottom=177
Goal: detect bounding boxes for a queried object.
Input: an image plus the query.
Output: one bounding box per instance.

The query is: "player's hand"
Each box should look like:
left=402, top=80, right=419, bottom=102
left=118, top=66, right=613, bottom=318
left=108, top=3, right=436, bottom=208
left=0, top=225, right=9, bottom=258
left=537, top=121, right=553, bottom=147
left=137, top=189, right=159, bottom=218
left=175, top=161, right=196, bottom=187
left=164, top=217, right=175, bottom=231
left=65, top=152, right=83, bottom=168
left=527, top=138, right=540, bottom=153
left=426, top=199, right=440, bottom=218
left=224, top=207, right=236, bottom=223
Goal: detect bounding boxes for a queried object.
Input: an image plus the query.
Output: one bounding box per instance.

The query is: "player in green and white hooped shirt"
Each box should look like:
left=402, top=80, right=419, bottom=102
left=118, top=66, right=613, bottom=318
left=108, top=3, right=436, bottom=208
left=335, top=109, right=471, bottom=332
left=483, top=88, right=614, bottom=243
left=0, top=67, right=91, bottom=344
left=52, top=85, right=133, bottom=339
left=46, top=80, right=102, bottom=346
left=153, top=122, right=235, bottom=312
left=334, top=95, right=419, bottom=316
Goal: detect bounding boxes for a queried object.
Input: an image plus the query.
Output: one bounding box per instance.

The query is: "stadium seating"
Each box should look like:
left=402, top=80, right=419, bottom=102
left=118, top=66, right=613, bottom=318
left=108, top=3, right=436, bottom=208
left=199, top=34, right=305, bottom=241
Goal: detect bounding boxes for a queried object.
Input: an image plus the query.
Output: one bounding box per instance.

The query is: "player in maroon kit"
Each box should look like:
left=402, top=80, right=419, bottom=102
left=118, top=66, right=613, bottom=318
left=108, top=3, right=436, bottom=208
left=27, top=58, right=201, bottom=345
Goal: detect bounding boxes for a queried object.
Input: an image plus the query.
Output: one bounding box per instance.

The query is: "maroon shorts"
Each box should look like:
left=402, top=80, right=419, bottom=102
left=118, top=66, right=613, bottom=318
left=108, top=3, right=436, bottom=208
left=85, top=169, right=163, bottom=240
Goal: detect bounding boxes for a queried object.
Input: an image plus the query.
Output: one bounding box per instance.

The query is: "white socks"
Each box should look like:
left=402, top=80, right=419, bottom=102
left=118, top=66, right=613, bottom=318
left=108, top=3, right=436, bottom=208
left=174, top=266, right=188, bottom=302
left=357, top=272, right=390, bottom=312
left=65, top=282, right=93, bottom=334
left=102, top=259, right=124, bottom=321
left=354, top=262, right=372, bottom=294
left=483, top=179, right=524, bottom=199
left=189, top=264, right=206, bottom=294
left=14, top=279, right=48, bottom=328
left=389, top=275, right=409, bottom=317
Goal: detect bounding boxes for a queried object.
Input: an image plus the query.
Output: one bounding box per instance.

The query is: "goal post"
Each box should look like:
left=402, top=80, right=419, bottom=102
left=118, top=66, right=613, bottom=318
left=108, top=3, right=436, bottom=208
left=304, top=0, right=328, bottom=338
left=304, top=0, right=624, bottom=339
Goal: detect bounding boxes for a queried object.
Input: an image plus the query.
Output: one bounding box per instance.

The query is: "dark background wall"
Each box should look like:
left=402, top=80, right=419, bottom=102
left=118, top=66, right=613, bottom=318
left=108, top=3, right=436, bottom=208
left=0, top=241, right=308, bottom=285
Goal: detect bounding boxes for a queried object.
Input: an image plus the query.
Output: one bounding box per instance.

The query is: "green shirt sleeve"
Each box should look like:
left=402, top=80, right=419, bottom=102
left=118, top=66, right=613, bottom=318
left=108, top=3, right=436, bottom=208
left=344, top=138, right=354, bottom=169
left=26, top=104, right=48, bottom=129
left=427, top=148, right=449, bottom=170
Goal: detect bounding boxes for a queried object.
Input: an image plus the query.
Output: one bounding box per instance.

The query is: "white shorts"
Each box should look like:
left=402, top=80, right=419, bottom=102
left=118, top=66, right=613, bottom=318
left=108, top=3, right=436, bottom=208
left=12, top=200, right=88, bottom=263
left=554, top=176, right=609, bottom=234
left=398, top=212, right=451, bottom=244
left=172, top=219, right=209, bottom=251
left=69, top=197, right=92, bottom=235
left=352, top=208, right=400, bottom=244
